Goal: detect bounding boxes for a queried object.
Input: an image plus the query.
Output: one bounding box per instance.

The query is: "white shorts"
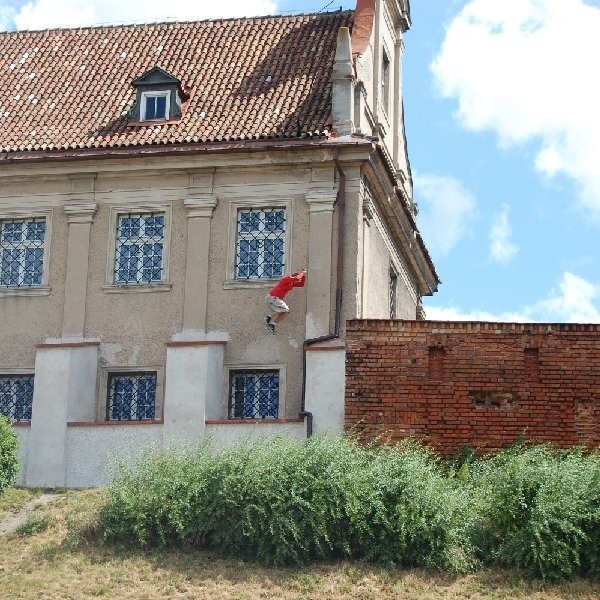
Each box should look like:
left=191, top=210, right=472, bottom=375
left=265, top=294, right=290, bottom=313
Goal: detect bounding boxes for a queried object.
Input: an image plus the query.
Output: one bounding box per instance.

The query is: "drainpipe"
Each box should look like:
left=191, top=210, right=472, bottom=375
left=300, top=148, right=346, bottom=436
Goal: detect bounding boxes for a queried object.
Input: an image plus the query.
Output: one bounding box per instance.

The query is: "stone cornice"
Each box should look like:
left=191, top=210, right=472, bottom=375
left=184, top=195, right=218, bottom=218
left=63, top=202, right=98, bottom=224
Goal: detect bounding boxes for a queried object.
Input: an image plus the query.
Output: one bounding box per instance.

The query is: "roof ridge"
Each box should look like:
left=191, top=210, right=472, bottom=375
left=0, top=9, right=354, bottom=35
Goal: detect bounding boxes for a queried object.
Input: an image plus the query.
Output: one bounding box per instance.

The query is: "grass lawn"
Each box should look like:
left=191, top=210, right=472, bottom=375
left=1, top=488, right=599, bottom=600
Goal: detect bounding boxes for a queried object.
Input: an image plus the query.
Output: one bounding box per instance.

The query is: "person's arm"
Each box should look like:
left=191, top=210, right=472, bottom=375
left=292, top=269, right=307, bottom=287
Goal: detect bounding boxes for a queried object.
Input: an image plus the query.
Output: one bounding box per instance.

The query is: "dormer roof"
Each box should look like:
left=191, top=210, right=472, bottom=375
left=131, top=66, right=180, bottom=87
left=0, top=11, right=354, bottom=157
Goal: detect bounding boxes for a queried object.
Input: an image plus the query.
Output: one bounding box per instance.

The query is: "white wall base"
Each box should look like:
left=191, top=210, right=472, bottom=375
left=304, top=346, right=346, bottom=435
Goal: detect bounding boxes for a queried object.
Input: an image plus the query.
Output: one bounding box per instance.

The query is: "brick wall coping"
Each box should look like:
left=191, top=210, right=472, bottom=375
left=67, top=419, right=164, bottom=426
left=347, top=319, right=600, bottom=333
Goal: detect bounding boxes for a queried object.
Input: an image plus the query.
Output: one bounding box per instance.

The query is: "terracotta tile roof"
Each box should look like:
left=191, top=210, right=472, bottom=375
left=0, top=11, right=354, bottom=156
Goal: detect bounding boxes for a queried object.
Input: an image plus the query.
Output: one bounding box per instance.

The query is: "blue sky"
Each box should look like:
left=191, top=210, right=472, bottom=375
left=2, top=0, right=599, bottom=323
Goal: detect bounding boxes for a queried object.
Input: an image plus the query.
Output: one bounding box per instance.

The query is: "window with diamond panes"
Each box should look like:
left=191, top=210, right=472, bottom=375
left=107, top=372, right=157, bottom=421
left=0, top=375, right=34, bottom=422
left=229, top=370, right=279, bottom=419
left=0, top=218, right=46, bottom=287
left=235, top=209, right=285, bottom=279
left=114, top=213, right=164, bottom=284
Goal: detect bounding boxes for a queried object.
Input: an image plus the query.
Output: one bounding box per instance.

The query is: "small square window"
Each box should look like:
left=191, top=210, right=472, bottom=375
left=235, top=208, right=286, bottom=279
left=0, top=218, right=46, bottom=287
left=107, top=372, right=157, bottom=421
left=141, top=91, right=170, bottom=121
left=114, top=213, right=165, bottom=284
left=0, top=375, right=34, bottom=422
left=229, top=370, right=279, bottom=419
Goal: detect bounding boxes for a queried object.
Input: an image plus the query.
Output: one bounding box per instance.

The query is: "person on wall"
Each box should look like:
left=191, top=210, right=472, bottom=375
left=264, top=269, right=307, bottom=334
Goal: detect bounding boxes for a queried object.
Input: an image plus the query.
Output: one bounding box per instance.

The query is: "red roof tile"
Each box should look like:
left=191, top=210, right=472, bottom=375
left=0, top=11, right=354, bottom=156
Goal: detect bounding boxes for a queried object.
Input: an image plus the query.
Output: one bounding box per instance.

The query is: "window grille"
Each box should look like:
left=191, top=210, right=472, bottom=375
left=0, top=375, right=34, bottom=422
left=235, top=209, right=285, bottom=279
left=114, top=213, right=164, bottom=284
left=0, top=218, right=46, bottom=287
left=107, top=372, right=157, bottom=421
left=229, top=370, right=279, bottom=419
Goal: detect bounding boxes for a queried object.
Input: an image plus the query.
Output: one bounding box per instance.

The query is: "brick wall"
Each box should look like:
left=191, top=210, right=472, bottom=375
left=345, top=320, right=600, bottom=453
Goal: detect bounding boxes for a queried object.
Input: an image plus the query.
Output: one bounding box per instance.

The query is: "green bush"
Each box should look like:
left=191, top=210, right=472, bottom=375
left=101, top=436, right=477, bottom=571
left=99, top=436, right=600, bottom=581
left=0, top=414, right=19, bottom=496
left=468, top=444, right=600, bottom=581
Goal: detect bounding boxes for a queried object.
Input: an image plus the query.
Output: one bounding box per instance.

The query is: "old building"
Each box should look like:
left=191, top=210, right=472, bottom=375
left=0, top=0, right=438, bottom=487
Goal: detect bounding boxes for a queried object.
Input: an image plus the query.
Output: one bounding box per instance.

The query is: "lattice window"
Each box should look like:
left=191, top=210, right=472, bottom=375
left=114, top=213, right=164, bottom=284
left=0, top=218, right=46, bottom=287
left=235, top=209, right=285, bottom=279
left=0, top=375, right=34, bottom=422
left=107, top=372, right=157, bottom=421
left=229, top=370, right=279, bottom=419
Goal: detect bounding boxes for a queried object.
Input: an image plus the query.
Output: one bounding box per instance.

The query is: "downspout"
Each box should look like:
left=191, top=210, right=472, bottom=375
left=300, top=147, right=346, bottom=436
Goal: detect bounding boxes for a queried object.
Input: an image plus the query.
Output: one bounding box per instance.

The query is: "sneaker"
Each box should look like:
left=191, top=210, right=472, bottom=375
left=265, top=315, right=276, bottom=334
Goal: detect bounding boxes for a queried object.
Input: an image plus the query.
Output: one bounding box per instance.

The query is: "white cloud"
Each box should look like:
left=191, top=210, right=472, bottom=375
left=489, top=204, right=518, bottom=263
left=425, top=271, right=600, bottom=323
left=431, top=0, right=600, bottom=215
left=424, top=305, right=529, bottom=322
left=414, top=173, right=478, bottom=258
left=12, top=0, right=277, bottom=29
left=533, top=271, right=600, bottom=322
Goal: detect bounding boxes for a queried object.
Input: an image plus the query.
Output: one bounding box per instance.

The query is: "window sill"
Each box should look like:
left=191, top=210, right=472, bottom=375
left=10, top=420, right=31, bottom=427
left=223, top=278, right=279, bottom=290
left=102, top=282, right=172, bottom=293
left=68, top=419, right=164, bottom=426
left=206, top=419, right=303, bottom=424
left=0, top=285, right=51, bottom=297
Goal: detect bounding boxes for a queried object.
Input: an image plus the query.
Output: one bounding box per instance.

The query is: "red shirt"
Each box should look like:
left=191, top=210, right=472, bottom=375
left=268, top=272, right=306, bottom=299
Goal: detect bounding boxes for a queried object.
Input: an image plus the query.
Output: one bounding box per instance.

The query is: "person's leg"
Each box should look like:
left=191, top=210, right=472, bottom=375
left=272, top=311, right=288, bottom=324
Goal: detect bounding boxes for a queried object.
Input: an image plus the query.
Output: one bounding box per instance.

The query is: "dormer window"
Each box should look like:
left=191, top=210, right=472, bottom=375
left=130, top=66, right=189, bottom=124
left=141, top=91, right=170, bottom=121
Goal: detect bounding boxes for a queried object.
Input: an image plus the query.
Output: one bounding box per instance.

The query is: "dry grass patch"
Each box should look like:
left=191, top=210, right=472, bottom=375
left=0, top=487, right=40, bottom=519
left=0, top=488, right=598, bottom=600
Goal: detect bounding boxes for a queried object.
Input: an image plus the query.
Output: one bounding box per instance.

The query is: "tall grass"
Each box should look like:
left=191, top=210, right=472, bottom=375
left=99, top=435, right=600, bottom=581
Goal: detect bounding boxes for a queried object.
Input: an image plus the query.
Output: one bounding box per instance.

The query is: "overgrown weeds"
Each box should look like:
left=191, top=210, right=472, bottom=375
left=98, top=435, right=600, bottom=581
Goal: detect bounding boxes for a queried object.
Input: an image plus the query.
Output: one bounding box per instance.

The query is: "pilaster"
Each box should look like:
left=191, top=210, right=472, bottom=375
left=162, top=340, right=226, bottom=444
left=304, top=343, right=346, bottom=434
left=182, top=192, right=217, bottom=332
left=25, top=341, right=99, bottom=487
left=305, top=192, right=336, bottom=338
left=62, top=177, right=97, bottom=337
left=332, top=27, right=355, bottom=136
